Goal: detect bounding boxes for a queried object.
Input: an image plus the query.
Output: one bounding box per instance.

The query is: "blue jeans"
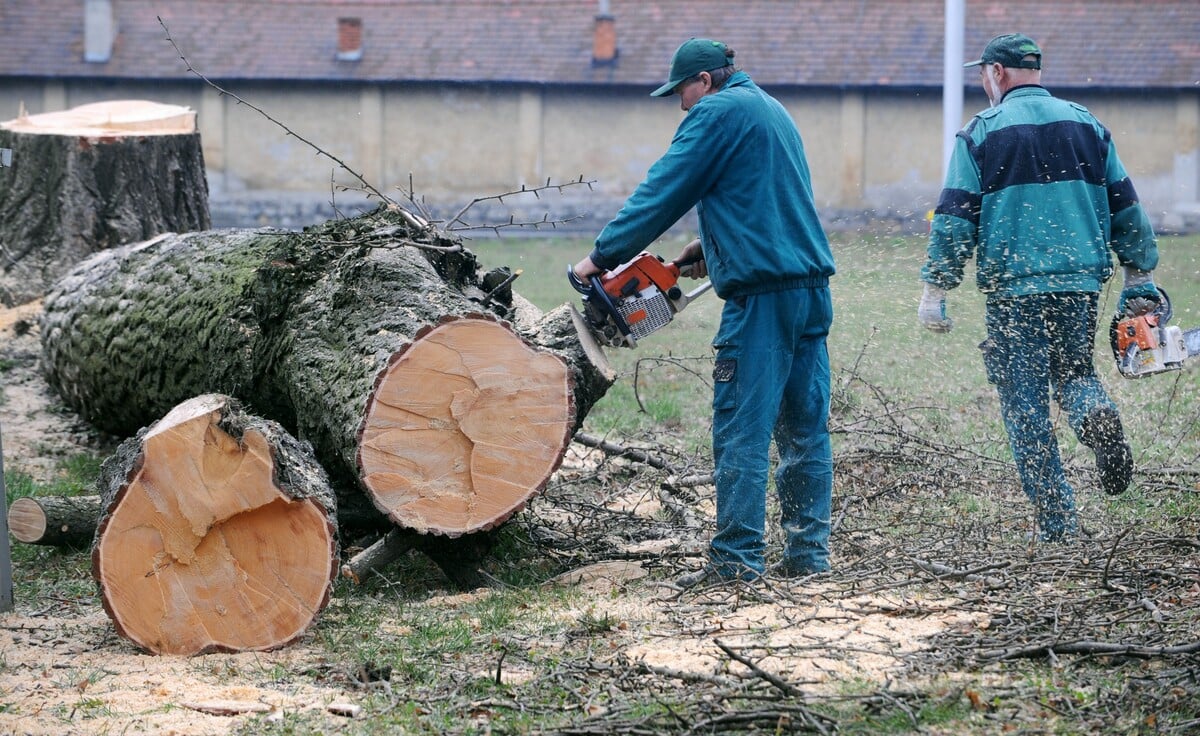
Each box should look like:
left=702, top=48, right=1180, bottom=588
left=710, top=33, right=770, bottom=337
left=710, top=287, right=834, bottom=578
left=982, top=292, right=1112, bottom=540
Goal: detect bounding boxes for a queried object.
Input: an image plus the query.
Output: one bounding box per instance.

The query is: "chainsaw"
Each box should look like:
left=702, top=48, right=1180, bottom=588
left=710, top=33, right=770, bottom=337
left=567, top=251, right=712, bottom=348
left=1109, top=287, right=1200, bottom=378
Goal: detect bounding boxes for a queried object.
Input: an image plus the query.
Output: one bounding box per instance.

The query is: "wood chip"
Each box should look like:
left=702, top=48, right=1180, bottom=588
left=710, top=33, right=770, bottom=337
left=180, top=700, right=272, bottom=716
left=328, top=702, right=362, bottom=718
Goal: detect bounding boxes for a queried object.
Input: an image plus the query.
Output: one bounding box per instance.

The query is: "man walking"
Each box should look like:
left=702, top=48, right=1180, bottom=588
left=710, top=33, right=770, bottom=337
left=572, top=38, right=836, bottom=586
left=919, top=33, right=1160, bottom=542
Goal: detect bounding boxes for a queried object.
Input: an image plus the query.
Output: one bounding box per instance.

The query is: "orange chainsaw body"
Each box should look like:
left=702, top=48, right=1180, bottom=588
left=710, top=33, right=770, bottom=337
left=1113, top=312, right=1162, bottom=355
left=569, top=251, right=711, bottom=348
left=595, top=253, right=683, bottom=299
left=593, top=253, right=685, bottom=332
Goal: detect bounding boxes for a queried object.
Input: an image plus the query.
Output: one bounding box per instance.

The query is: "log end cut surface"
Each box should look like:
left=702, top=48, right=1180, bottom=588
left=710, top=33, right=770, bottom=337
left=95, top=396, right=336, bottom=655
left=358, top=317, right=573, bottom=535
left=7, top=498, right=48, bottom=543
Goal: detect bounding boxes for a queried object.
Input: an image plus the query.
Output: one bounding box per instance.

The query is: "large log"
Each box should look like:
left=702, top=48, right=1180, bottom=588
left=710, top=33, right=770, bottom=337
left=0, top=100, right=210, bottom=306
left=93, top=394, right=338, bottom=655
left=41, top=208, right=614, bottom=539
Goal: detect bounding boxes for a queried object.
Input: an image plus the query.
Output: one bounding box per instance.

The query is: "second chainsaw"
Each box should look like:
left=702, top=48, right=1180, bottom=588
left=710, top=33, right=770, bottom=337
left=567, top=251, right=712, bottom=348
left=1109, top=287, right=1200, bottom=378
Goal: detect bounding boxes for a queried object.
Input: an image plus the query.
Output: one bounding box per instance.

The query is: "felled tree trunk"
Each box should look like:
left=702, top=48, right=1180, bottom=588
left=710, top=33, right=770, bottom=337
left=8, top=493, right=387, bottom=549
left=0, top=100, right=210, bottom=306
left=93, top=394, right=338, bottom=655
left=41, top=208, right=613, bottom=541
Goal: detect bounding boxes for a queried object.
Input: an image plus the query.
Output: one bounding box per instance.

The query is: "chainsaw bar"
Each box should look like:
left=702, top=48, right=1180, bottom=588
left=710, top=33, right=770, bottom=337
left=1184, top=328, right=1200, bottom=358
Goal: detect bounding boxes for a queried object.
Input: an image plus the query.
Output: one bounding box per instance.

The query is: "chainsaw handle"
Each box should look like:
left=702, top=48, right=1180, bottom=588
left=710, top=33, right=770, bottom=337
left=672, top=253, right=705, bottom=279
left=566, top=265, right=593, bottom=295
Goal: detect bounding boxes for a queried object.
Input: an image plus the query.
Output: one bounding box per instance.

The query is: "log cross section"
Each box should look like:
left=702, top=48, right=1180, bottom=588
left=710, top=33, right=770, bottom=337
left=94, top=395, right=337, bottom=656
left=358, top=317, right=573, bottom=534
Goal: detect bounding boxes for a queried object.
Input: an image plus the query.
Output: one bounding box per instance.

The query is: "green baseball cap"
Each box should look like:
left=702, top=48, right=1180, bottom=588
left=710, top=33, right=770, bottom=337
left=650, top=38, right=734, bottom=97
left=964, top=33, right=1042, bottom=69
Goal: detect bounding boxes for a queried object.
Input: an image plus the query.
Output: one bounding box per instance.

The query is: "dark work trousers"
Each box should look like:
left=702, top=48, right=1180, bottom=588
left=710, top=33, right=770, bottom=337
left=982, top=291, right=1114, bottom=540
left=710, top=286, right=834, bottom=578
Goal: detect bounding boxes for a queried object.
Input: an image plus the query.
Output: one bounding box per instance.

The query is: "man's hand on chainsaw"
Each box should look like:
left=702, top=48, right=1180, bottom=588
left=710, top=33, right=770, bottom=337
left=918, top=283, right=953, bottom=333
left=674, top=238, right=707, bottom=278
left=1119, top=266, right=1161, bottom=317
left=571, top=256, right=601, bottom=281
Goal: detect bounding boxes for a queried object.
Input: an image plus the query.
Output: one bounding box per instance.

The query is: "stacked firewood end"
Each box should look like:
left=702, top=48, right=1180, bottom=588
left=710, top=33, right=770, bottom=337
left=16, top=206, right=613, bottom=655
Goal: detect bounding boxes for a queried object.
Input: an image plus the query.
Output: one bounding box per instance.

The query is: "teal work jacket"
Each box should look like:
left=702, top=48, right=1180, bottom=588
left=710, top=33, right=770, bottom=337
left=923, top=85, right=1157, bottom=298
left=588, top=72, right=834, bottom=300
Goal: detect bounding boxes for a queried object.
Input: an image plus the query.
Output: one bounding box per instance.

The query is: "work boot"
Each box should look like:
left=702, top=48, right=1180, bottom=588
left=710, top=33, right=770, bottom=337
left=768, top=561, right=829, bottom=580
left=1080, top=407, right=1133, bottom=495
left=673, top=564, right=762, bottom=590
left=672, top=566, right=729, bottom=590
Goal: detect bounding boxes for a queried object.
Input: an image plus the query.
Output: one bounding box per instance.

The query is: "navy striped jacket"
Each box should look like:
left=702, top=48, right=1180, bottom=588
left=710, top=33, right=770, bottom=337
left=922, top=85, right=1157, bottom=298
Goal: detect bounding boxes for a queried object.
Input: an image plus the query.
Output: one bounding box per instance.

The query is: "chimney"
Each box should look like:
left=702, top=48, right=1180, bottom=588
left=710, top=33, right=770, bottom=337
left=84, top=0, right=116, bottom=64
left=591, top=1, right=617, bottom=66
left=336, top=17, right=363, bottom=61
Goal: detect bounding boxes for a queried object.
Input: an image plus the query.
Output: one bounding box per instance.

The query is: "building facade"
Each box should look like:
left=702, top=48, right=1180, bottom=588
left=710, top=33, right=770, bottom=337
left=2, top=1, right=1197, bottom=232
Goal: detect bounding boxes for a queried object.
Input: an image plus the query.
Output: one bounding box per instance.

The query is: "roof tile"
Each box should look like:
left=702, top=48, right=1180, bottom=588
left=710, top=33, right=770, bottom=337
left=0, top=1, right=1195, bottom=89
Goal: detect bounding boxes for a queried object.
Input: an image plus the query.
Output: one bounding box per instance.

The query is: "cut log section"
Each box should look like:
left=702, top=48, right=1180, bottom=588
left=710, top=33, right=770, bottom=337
left=93, top=394, right=338, bottom=655
left=358, top=316, right=572, bottom=533
left=0, top=100, right=210, bottom=307
left=8, top=495, right=100, bottom=548
left=41, top=209, right=614, bottom=541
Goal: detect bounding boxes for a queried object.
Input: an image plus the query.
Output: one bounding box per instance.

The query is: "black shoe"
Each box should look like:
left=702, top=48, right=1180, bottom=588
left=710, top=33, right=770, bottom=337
left=1080, top=407, right=1133, bottom=495
left=768, top=562, right=829, bottom=580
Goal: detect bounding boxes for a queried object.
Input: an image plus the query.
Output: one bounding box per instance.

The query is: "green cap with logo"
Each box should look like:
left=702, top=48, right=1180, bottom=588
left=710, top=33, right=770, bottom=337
left=651, top=38, right=734, bottom=97
left=964, top=33, right=1042, bottom=69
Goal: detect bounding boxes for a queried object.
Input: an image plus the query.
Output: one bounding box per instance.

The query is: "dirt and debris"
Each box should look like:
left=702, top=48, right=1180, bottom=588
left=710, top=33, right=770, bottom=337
left=2, top=298, right=1199, bottom=734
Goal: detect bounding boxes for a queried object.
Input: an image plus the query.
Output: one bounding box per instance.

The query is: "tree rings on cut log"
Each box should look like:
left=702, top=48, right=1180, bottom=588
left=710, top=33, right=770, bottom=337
left=357, top=316, right=573, bottom=535
left=93, top=394, right=338, bottom=655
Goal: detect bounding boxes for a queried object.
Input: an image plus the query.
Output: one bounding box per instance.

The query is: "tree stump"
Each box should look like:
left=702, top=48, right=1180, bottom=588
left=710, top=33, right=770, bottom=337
left=41, top=208, right=614, bottom=543
left=93, top=394, right=338, bottom=655
left=0, top=100, right=210, bottom=306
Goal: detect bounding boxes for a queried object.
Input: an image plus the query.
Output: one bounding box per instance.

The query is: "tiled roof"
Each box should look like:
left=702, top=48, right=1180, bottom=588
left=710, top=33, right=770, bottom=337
left=0, top=0, right=1196, bottom=89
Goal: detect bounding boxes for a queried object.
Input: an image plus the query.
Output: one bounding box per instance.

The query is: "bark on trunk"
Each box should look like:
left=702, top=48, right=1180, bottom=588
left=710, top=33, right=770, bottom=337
left=93, top=394, right=338, bottom=655
left=0, top=100, right=210, bottom=307
left=41, top=207, right=613, bottom=538
left=7, top=495, right=100, bottom=548
left=8, top=493, right=387, bottom=548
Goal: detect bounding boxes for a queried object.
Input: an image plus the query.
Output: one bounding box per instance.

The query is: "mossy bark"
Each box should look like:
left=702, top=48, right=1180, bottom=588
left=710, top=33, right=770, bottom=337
left=42, top=207, right=613, bottom=537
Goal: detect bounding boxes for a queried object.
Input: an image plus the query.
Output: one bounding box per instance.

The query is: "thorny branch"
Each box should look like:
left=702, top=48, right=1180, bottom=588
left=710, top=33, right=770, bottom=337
left=444, top=177, right=596, bottom=231
left=158, top=17, right=430, bottom=235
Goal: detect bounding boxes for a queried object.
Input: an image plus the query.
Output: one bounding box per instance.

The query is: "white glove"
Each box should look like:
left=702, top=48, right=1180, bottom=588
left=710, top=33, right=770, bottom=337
left=918, top=283, right=953, bottom=333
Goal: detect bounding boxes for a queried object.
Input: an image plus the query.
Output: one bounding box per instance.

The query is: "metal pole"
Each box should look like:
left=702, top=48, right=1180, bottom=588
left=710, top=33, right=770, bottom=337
left=0, top=423, right=13, bottom=612
left=0, top=148, right=13, bottom=611
left=942, top=0, right=966, bottom=178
